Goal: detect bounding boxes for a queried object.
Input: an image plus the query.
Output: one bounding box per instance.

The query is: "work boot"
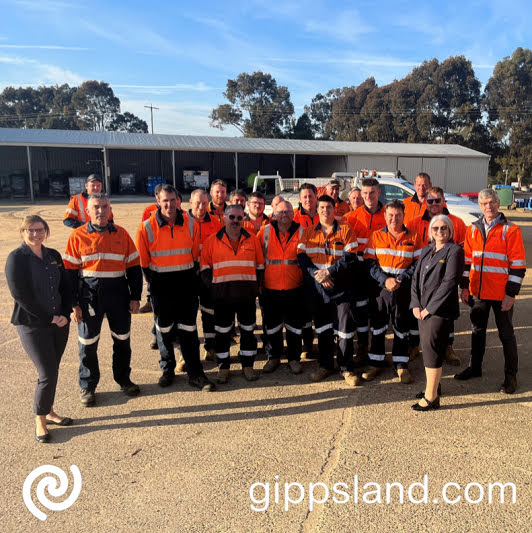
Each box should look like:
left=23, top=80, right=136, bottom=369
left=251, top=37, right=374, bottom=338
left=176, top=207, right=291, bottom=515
left=499, top=376, right=517, bottom=394
left=397, top=368, right=414, bottom=384
left=408, top=346, right=421, bottom=361
left=150, top=335, right=158, bottom=350
left=288, top=360, right=303, bottom=374
left=445, top=346, right=461, bottom=366
left=158, top=372, right=174, bottom=387
left=217, top=368, right=230, bottom=384
left=361, top=366, right=380, bottom=381
left=139, top=301, right=152, bottom=313
left=119, top=379, right=140, bottom=397
left=189, top=375, right=216, bottom=392
left=310, top=367, right=332, bottom=382
left=242, top=367, right=259, bottom=381
left=353, top=344, right=369, bottom=368
left=454, top=367, right=482, bottom=380
left=80, top=389, right=95, bottom=406
left=204, top=348, right=216, bottom=362
left=262, top=358, right=281, bottom=373
left=176, top=355, right=187, bottom=373
left=341, top=371, right=363, bottom=387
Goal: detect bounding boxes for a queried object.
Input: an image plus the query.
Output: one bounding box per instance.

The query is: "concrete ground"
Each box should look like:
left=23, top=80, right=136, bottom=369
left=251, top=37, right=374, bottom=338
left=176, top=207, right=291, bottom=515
left=0, top=199, right=530, bottom=532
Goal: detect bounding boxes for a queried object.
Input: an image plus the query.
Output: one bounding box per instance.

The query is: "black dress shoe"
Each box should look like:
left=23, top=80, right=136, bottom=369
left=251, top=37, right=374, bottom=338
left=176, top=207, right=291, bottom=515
left=415, top=383, right=442, bottom=399
left=411, top=396, right=440, bottom=411
left=158, top=373, right=174, bottom=387
left=499, top=376, right=517, bottom=394
left=454, top=367, right=482, bottom=380
left=120, top=380, right=141, bottom=397
left=189, top=375, right=216, bottom=392
left=35, top=431, right=50, bottom=443
left=45, top=417, right=73, bottom=426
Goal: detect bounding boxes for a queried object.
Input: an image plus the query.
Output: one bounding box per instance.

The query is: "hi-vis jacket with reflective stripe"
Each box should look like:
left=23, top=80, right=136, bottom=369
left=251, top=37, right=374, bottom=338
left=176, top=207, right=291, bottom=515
left=136, top=208, right=199, bottom=280
left=407, top=208, right=467, bottom=246
left=63, top=192, right=114, bottom=229
left=293, top=205, right=319, bottom=228
left=364, top=226, right=423, bottom=287
left=461, top=214, right=526, bottom=301
left=64, top=222, right=142, bottom=306
left=243, top=214, right=270, bottom=236
left=403, top=193, right=427, bottom=224
left=297, top=220, right=358, bottom=302
left=258, top=220, right=303, bottom=290
left=200, top=227, right=265, bottom=302
left=187, top=210, right=222, bottom=252
left=344, top=203, right=386, bottom=234
left=334, top=199, right=351, bottom=221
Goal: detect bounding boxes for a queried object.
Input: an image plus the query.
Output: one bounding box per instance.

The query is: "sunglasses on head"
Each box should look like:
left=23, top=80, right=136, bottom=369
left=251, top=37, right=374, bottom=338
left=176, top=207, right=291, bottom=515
left=426, top=198, right=442, bottom=205
left=228, top=214, right=243, bottom=221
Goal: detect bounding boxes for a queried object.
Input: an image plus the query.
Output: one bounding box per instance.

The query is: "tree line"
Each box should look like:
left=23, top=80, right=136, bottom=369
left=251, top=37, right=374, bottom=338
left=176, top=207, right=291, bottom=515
left=0, top=80, right=148, bottom=133
left=210, top=48, right=532, bottom=184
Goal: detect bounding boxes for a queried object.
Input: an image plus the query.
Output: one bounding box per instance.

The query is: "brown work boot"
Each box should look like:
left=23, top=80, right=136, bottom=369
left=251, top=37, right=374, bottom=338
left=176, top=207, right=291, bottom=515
left=242, top=367, right=259, bottom=381
left=445, top=346, right=461, bottom=366
left=408, top=346, right=421, bottom=361
left=262, top=358, right=281, bottom=373
left=204, top=348, right=216, bottom=362
left=288, top=360, right=303, bottom=374
left=139, top=300, right=152, bottom=313
left=310, top=367, right=332, bottom=382
left=176, top=354, right=187, bottom=373
left=217, top=368, right=230, bottom=384
left=361, top=366, right=380, bottom=381
left=397, top=368, right=414, bottom=384
left=341, top=371, right=363, bottom=387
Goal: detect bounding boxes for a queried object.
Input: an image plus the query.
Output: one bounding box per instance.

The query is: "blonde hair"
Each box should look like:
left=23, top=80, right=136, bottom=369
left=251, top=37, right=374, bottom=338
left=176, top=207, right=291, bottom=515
left=428, top=214, right=454, bottom=242
left=19, top=215, right=50, bottom=239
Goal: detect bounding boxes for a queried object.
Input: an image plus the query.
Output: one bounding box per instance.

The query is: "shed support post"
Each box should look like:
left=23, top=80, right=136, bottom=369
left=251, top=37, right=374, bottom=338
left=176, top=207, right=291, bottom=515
left=26, top=146, right=34, bottom=202
left=291, top=154, right=296, bottom=179
left=234, top=152, right=239, bottom=188
left=172, top=150, right=176, bottom=188
left=103, top=147, right=110, bottom=196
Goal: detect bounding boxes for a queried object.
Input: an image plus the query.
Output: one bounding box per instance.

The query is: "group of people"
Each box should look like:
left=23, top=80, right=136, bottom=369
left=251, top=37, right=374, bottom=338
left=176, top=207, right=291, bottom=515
left=5, top=172, right=526, bottom=442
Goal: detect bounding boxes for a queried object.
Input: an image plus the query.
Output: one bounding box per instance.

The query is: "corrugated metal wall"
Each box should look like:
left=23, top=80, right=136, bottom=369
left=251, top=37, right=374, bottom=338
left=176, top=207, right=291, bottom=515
left=446, top=157, right=488, bottom=194
left=422, top=158, right=446, bottom=188
left=397, top=157, right=422, bottom=182
left=347, top=155, right=398, bottom=173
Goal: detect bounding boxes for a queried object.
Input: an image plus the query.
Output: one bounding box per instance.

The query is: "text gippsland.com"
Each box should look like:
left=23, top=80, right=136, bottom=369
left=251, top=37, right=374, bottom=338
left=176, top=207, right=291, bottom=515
left=249, top=475, right=517, bottom=512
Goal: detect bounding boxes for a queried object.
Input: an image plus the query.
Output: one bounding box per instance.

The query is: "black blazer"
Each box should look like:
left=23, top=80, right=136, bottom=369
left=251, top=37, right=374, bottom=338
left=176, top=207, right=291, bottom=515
left=5, top=243, right=72, bottom=327
left=411, top=241, right=464, bottom=320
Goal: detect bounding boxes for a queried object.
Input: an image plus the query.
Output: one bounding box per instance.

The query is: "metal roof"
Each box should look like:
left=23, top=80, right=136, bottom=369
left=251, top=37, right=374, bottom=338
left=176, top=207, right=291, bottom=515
left=0, top=127, right=489, bottom=159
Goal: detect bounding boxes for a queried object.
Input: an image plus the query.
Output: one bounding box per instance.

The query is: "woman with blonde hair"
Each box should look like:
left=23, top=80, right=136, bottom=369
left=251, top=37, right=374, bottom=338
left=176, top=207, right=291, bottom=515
left=5, top=215, right=73, bottom=442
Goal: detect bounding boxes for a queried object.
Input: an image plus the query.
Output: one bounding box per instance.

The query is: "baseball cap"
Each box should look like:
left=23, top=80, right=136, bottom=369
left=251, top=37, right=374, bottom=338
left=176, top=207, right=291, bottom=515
left=86, top=174, right=102, bottom=183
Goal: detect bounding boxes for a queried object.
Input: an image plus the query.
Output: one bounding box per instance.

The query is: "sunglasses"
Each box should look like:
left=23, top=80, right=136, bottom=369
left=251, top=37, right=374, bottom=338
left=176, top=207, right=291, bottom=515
left=25, top=228, right=46, bottom=235
left=431, top=225, right=448, bottom=232
left=426, top=198, right=442, bottom=205
left=228, top=215, right=244, bottom=221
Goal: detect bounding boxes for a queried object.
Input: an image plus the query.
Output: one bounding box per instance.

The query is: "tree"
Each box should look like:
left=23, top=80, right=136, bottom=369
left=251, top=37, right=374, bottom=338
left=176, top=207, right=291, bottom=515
left=287, top=113, right=314, bottom=139
left=210, top=71, right=294, bottom=138
left=109, top=111, right=149, bottom=133
left=484, top=47, right=532, bottom=185
left=304, top=88, right=344, bottom=139
left=71, top=80, right=120, bottom=131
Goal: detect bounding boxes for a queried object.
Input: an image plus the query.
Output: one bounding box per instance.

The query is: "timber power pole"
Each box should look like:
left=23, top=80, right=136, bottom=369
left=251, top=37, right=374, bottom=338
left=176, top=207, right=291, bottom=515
left=144, top=103, right=160, bottom=134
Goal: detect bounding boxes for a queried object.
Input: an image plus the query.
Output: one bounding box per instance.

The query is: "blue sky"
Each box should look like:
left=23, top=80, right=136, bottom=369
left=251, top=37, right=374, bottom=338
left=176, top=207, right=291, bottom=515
left=0, top=0, right=530, bottom=136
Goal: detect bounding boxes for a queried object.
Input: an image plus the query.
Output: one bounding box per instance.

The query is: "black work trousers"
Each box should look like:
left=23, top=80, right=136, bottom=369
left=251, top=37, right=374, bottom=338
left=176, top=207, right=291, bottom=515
left=214, top=299, right=257, bottom=369
left=262, top=287, right=304, bottom=361
left=151, top=273, right=204, bottom=379
left=469, top=297, right=518, bottom=377
left=17, top=324, right=69, bottom=415
left=199, top=284, right=215, bottom=351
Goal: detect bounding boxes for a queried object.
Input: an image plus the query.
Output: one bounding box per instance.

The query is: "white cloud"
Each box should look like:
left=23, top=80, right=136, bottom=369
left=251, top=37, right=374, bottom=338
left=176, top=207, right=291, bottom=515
left=112, top=82, right=221, bottom=92
left=0, top=44, right=89, bottom=50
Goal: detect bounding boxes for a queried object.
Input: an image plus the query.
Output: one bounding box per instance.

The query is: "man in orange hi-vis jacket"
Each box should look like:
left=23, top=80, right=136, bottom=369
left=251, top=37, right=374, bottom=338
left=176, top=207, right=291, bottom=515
left=363, top=199, right=423, bottom=385
left=455, top=188, right=526, bottom=394
left=200, top=204, right=265, bottom=384
left=64, top=193, right=142, bottom=407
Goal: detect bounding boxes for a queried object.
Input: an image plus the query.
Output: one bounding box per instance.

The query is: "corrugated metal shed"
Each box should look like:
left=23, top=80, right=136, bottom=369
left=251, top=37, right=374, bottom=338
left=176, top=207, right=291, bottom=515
left=0, top=128, right=489, bottom=159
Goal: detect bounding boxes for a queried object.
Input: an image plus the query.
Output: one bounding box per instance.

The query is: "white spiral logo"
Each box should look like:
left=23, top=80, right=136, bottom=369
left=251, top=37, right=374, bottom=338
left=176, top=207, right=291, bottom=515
left=22, top=465, right=82, bottom=521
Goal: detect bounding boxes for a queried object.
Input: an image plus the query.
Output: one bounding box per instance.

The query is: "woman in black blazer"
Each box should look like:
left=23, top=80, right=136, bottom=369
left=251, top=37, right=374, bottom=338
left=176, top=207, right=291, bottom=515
left=410, top=215, right=465, bottom=411
left=5, top=215, right=73, bottom=442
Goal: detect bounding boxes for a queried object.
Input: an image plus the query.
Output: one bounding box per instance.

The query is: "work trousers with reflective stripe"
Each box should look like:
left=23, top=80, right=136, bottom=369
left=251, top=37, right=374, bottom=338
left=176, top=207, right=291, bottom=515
left=469, top=297, right=518, bottom=377
left=313, top=299, right=355, bottom=372
left=199, top=283, right=215, bottom=351
left=213, top=298, right=257, bottom=369
left=262, top=287, right=304, bottom=361
left=151, top=273, right=203, bottom=379
left=78, top=292, right=132, bottom=390
left=368, top=282, right=411, bottom=369
left=350, top=269, right=369, bottom=347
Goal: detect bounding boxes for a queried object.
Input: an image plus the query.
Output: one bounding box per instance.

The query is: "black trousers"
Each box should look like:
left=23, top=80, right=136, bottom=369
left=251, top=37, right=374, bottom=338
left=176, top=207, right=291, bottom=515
left=214, top=299, right=257, bottom=369
left=199, top=283, right=215, bottom=351
left=17, top=324, right=69, bottom=415
left=262, top=287, right=304, bottom=361
left=418, top=316, right=451, bottom=369
left=151, top=275, right=204, bottom=379
left=469, top=297, right=518, bottom=377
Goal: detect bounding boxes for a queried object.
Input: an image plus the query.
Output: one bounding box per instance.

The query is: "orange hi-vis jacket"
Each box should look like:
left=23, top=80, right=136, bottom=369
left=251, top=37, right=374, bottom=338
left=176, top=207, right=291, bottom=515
left=142, top=203, right=158, bottom=222
left=208, top=201, right=227, bottom=225
left=136, top=208, right=199, bottom=277
left=63, top=222, right=142, bottom=305
left=345, top=203, right=386, bottom=234
left=334, top=199, right=351, bottom=221
left=403, top=194, right=426, bottom=224
left=64, top=192, right=114, bottom=228
left=243, top=214, right=270, bottom=236
left=200, top=228, right=265, bottom=302
left=461, top=214, right=526, bottom=301
left=258, top=220, right=304, bottom=290
left=187, top=210, right=222, bottom=252
left=407, top=209, right=467, bottom=246
left=364, top=226, right=423, bottom=286
left=293, top=205, right=319, bottom=228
